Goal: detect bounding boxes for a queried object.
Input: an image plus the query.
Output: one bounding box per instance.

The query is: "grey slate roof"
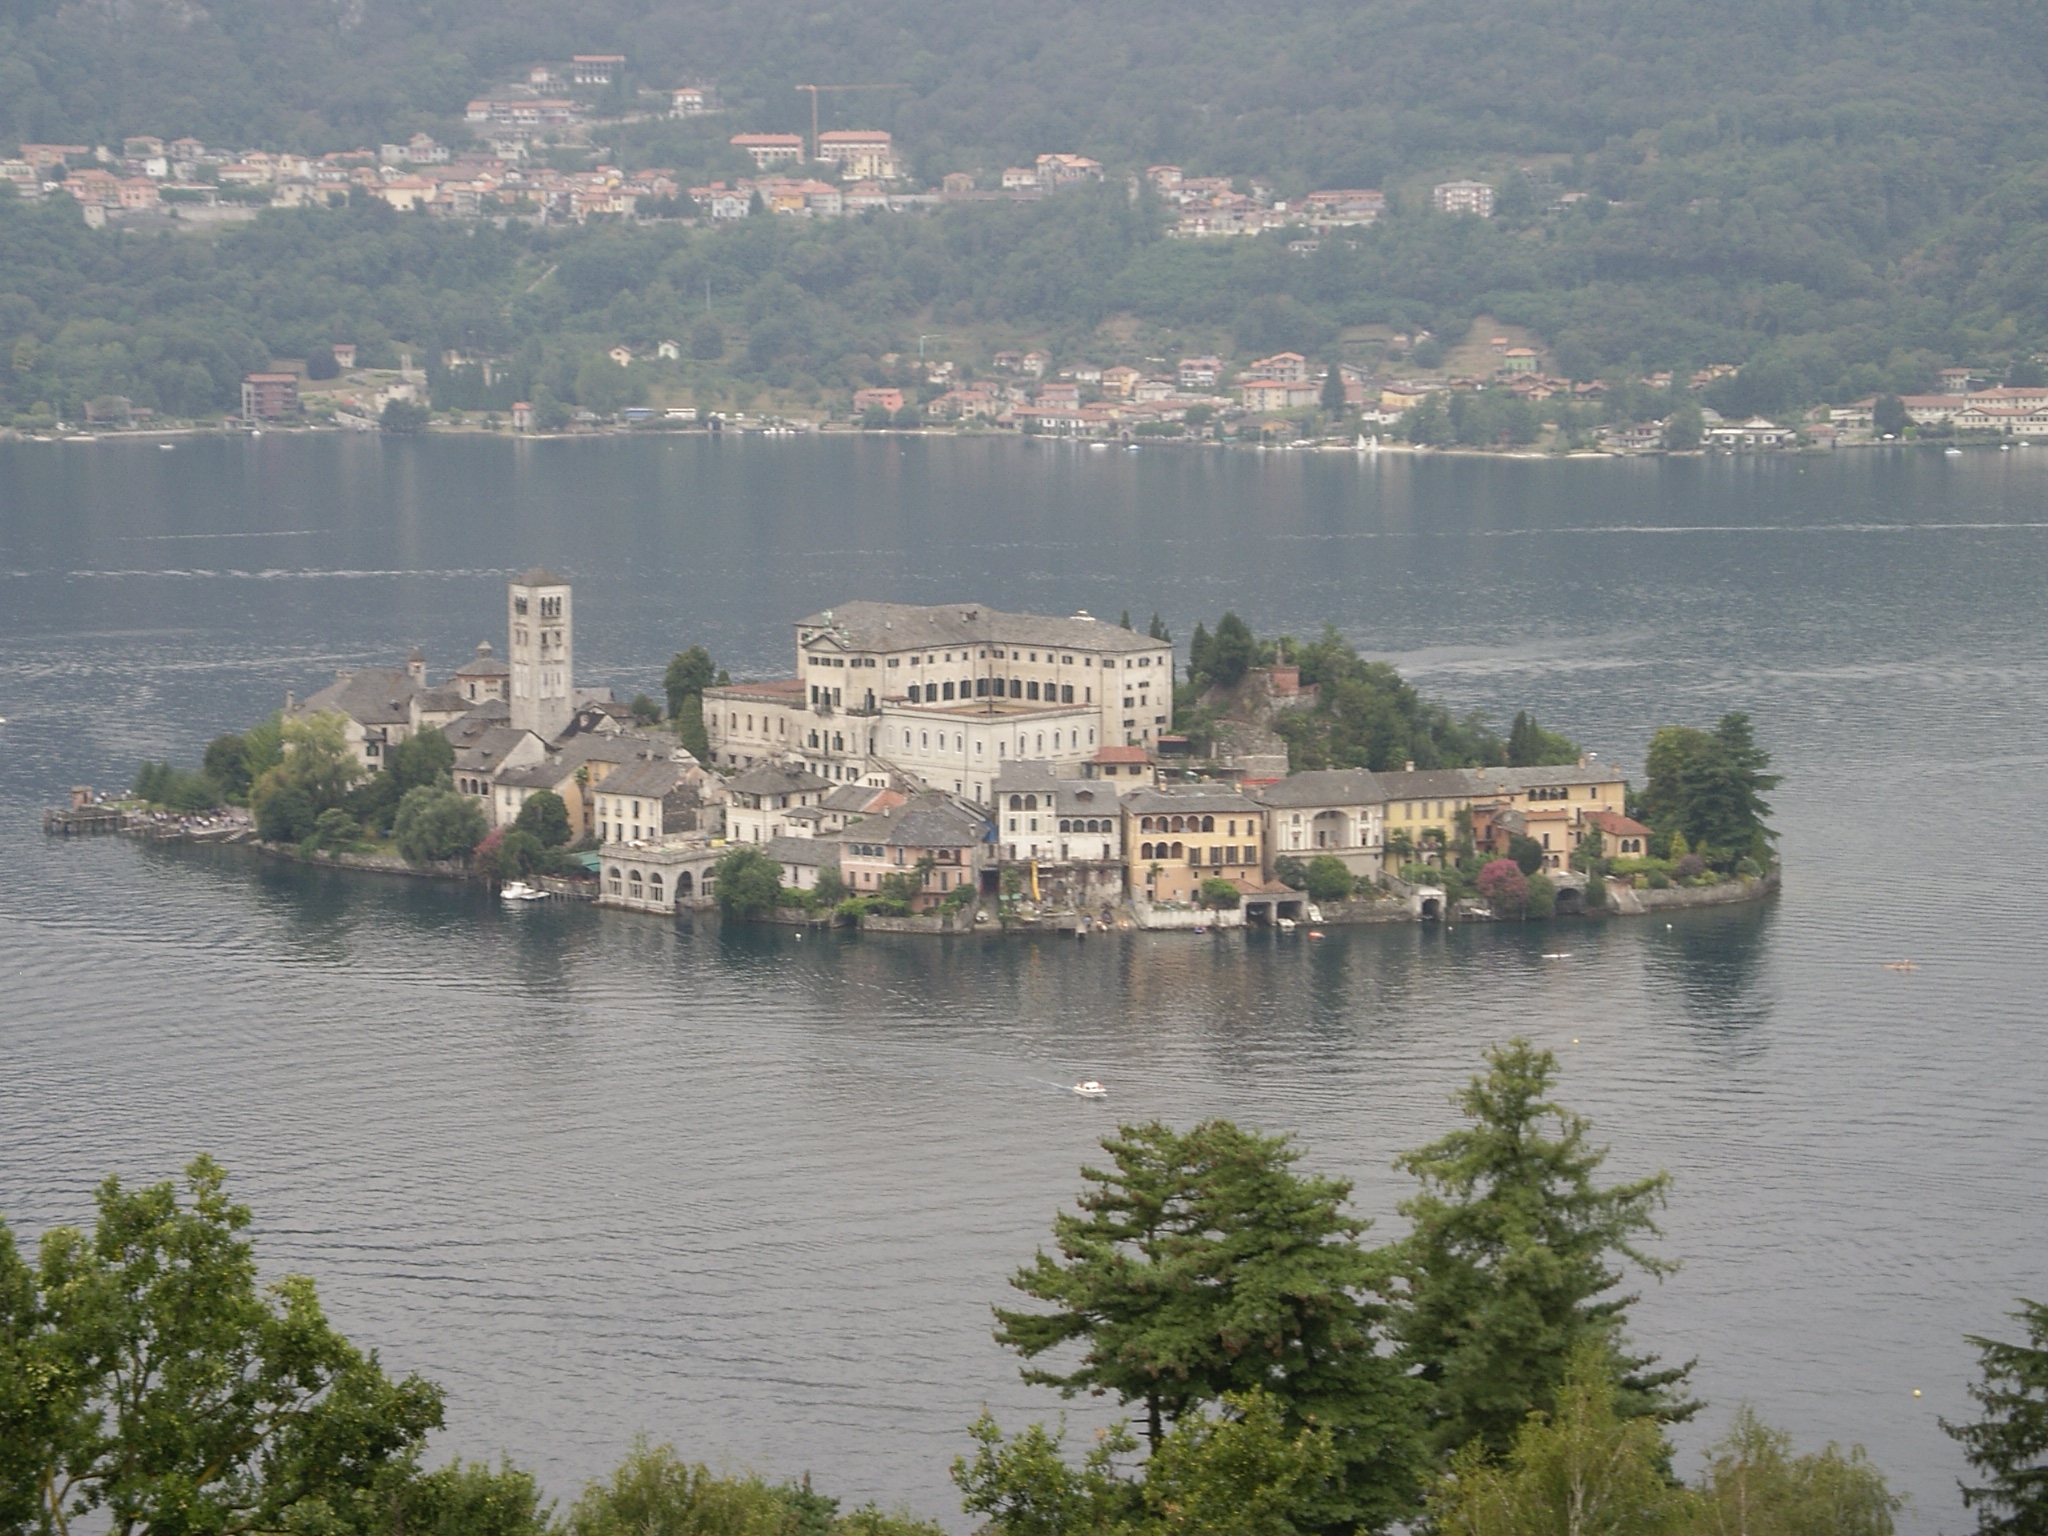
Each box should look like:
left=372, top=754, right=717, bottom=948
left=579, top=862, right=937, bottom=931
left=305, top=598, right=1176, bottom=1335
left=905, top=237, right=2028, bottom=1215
left=453, top=641, right=510, bottom=678
left=597, top=757, right=689, bottom=799
left=1463, top=764, right=1618, bottom=793
left=1123, top=785, right=1262, bottom=816
left=726, top=762, right=831, bottom=797
left=1248, top=768, right=1387, bottom=808
left=517, top=566, right=567, bottom=586
left=797, top=601, right=1163, bottom=655
left=992, top=762, right=1121, bottom=816
left=452, top=724, right=538, bottom=773
left=497, top=759, right=576, bottom=791
left=413, top=685, right=471, bottom=715
left=298, top=667, right=417, bottom=726
left=821, top=782, right=891, bottom=814
left=1375, top=769, right=1483, bottom=801
left=764, top=835, right=837, bottom=868
left=843, top=791, right=992, bottom=848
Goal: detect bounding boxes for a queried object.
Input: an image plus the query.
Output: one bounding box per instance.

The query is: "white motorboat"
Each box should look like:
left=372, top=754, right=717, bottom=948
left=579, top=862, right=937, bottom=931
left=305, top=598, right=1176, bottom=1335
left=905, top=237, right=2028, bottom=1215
left=500, top=881, right=546, bottom=902
left=1277, top=917, right=1298, bottom=932
left=1072, top=1080, right=1108, bottom=1098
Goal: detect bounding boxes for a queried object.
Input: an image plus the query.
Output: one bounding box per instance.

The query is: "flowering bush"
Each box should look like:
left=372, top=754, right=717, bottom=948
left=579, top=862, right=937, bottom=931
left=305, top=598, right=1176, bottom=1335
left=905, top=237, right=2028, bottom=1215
left=1477, top=858, right=1529, bottom=916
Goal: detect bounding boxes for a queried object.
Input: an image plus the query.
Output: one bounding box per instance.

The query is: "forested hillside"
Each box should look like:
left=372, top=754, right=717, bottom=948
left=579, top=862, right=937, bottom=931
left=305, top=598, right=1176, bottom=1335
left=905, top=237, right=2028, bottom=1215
left=9, top=0, right=2048, bottom=423
left=7, top=0, right=2047, bottom=190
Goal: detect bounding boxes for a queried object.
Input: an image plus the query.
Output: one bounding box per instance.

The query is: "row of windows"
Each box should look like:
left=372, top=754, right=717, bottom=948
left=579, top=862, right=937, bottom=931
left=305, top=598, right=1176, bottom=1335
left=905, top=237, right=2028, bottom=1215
left=903, top=728, right=1092, bottom=754
left=907, top=679, right=1081, bottom=704
left=1398, top=800, right=1460, bottom=820
left=1136, top=842, right=1256, bottom=866
left=1138, top=814, right=1244, bottom=833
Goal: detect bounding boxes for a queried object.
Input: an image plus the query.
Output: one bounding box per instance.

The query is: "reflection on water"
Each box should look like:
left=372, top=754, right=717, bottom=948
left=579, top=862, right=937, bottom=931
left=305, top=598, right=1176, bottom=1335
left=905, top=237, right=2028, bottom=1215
left=2, top=438, right=2045, bottom=1533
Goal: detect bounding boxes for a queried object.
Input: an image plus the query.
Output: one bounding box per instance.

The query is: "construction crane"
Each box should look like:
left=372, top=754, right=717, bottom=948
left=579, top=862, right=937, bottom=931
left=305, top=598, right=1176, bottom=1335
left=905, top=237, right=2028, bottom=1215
left=794, top=83, right=908, bottom=161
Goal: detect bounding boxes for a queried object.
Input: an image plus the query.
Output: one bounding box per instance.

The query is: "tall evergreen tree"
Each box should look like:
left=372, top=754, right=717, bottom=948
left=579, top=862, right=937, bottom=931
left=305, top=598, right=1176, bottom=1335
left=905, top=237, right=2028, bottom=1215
left=1147, top=613, right=1170, bottom=642
left=1944, top=1299, right=2048, bottom=1536
left=1387, top=1040, right=1693, bottom=1459
left=1640, top=713, right=1779, bottom=861
left=994, top=1121, right=1423, bottom=1533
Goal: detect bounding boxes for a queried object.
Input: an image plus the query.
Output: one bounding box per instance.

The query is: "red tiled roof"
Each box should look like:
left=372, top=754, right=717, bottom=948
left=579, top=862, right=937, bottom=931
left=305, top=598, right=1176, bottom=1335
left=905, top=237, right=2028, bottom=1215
left=1585, top=809, right=1651, bottom=837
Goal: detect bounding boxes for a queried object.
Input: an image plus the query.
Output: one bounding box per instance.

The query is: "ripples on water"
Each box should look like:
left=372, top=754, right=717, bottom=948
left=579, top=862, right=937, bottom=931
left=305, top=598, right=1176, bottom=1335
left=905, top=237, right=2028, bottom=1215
left=2, top=438, right=2044, bottom=1532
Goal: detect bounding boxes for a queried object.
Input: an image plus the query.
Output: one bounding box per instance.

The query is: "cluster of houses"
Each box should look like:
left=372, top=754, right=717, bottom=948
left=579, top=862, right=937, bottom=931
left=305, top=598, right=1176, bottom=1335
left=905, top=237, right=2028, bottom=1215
left=3, top=133, right=692, bottom=224
left=287, top=577, right=1647, bottom=927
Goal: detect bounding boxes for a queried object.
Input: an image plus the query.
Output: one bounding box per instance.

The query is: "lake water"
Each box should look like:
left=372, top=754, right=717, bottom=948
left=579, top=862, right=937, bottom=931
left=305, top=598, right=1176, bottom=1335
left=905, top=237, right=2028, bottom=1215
left=2, top=434, right=2044, bottom=1533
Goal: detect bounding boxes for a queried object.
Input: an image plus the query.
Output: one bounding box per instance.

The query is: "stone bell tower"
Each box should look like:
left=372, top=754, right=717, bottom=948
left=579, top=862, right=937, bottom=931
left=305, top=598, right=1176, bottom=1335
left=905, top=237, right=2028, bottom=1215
left=508, top=568, right=573, bottom=740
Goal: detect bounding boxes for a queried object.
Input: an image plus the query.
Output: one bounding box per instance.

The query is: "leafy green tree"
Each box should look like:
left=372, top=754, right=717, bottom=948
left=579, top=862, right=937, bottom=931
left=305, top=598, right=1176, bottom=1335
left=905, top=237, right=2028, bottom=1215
left=714, top=846, right=785, bottom=920
left=665, top=646, right=718, bottom=759
left=1389, top=1041, right=1690, bottom=1458
left=390, top=728, right=455, bottom=793
left=306, top=346, right=340, bottom=380
left=1525, top=872, right=1556, bottom=920
left=1943, top=1299, right=2048, bottom=1536
left=258, top=783, right=318, bottom=843
left=394, top=785, right=488, bottom=864
left=1507, top=713, right=1580, bottom=768
left=250, top=711, right=361, bottom=820
left=629, top=693, right=662, bottom=725
left=1204, top=613, right=1256, bottom=688
left=1663, top=403, right=1704, bottom=451
left=1506, top=835, right=1545, bottom=877
left=1147, top=613, right=1171, bottom=642
left=994, top=1120, right=1423, bottom=1531
left=1304, top=855, right=1354, bottom=903
left=381, top=398, right=430, bottom=432
left=310, top=806, right=362, bottom=850
left=1321, top=363, right=1348, bottom=417
left=1200, top=876, right=1242, bottom=908
left=567, top=1439, right=800, bottom=1536
left=512, top=789, right=572, bottom=848
left=1427, top=1343, right=1691, bottom=1536
left=956, top=1390, right=1339, bottom=1536
left=203, top=732, right=254, bottom=801
left=1640, top=715, right=1779, bottom=865
left=0, top=1156, right=445, bottom=1536
left=132, top=760, right=224, bottom=812
left=1872, top=395, right=1908, bottom=437
left=1274, top=855, right=1310, bottom=889
left=1140, top=1391, right=1342, bottom=1536
left=1695, top=1408, right=1899, bottom=1536
left=689, top=319, right=724, bottom=360
left=493, top=828, right=544, bottom=881
left=242, top=712, right=285, bottom=781
left=954, top=1415, right=1137, bottom=1536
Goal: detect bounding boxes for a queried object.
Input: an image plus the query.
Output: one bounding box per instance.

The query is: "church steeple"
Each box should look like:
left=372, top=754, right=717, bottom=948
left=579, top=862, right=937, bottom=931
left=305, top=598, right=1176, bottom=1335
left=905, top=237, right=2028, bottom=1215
left=508, top=569, right=573, bottom=739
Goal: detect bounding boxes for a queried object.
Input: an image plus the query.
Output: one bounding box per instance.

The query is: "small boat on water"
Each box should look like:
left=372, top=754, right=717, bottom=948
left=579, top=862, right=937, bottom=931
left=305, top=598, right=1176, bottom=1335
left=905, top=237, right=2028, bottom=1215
left=500, top=881, right=546, bottom=902
left=1072, top=1080, right=1108, bottom=1098
left=1881, top=959, right=1919, bottom=971
left=1277, top=916, right=1298, bottom=932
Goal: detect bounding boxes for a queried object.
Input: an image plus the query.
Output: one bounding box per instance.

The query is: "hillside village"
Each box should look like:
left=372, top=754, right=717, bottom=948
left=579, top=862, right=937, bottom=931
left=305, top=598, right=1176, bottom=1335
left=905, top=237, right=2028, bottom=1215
left=264, top=572, right=1701, bottom=931
left=9, top=46, right=2040, bottom=451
